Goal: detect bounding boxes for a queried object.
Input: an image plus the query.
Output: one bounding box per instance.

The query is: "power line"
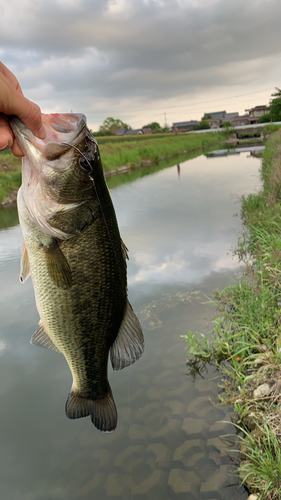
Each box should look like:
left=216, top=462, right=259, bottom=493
left=86, top=86, right=274, bottom=117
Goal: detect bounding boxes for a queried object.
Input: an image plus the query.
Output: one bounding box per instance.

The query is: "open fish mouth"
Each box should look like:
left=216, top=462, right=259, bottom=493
left=42, top=113, right=85, bottom=143
left=11, top=113, right=93, bottom=239
left=10, top=113, right=87, bottom=161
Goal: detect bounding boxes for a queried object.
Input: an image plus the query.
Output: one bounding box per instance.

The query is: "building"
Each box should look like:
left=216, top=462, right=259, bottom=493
left=222, top=112, right=239, bottom=123
left=203, top=111, right=239, bottom=126
left=115, top=128, right=144, bottom=136
left=171, top=121, right=199, bottom=132
left=229, top=115, right=249, bottom=127
left=202, top=119, right=221, bottom=129
left=142, top=127, right=152, bottom=134
left=125, top=129, right=144, bottom=135
left=245, top=105, right=270, bottom=124
left=115, top=128, right=127, bottom=136
left=203, top=111, right=227, bottom=120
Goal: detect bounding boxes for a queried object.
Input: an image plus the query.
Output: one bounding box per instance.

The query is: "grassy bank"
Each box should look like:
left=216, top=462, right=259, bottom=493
left=98, top=131, right=226, bottom=172
left=106, top=147, right=204, bottom=190
left=0, top=151, right=22, bottom=203
left=0, top=131, right=226, bottom=203
left=183, top=129, right=281, bottom=499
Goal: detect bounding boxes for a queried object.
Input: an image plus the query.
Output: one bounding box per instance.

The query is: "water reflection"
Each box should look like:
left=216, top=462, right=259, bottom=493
left=112, top=152, right=260, bottom=295
left=0, top=150, right=261, bottom=499
left=0, top=203, right=18, bottom=230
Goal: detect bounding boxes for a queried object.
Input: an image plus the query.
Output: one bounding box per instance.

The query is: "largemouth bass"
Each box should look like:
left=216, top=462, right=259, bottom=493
left=11, top=113, right=144, bottom=432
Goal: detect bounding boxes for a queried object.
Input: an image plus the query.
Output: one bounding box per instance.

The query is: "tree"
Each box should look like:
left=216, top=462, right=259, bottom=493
left=258, top=113, right=271, bottom=123
left=269, top=88, right=281, bottom=122
left=193, top=122, right=210, bottom=130
left=99, top=117, right=131, bottom=136
left=142, top=122, right=162, bottom=133
left=201, top=114, right=212, bottom=121
left=199, top=121, right=210, bottom=129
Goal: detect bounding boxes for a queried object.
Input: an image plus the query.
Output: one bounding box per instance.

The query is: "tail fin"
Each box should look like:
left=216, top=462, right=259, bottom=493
left=65, top=387, right=117, bottom=432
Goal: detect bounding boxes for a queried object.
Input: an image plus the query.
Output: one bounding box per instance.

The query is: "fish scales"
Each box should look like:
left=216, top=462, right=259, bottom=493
left=11, top=113, right=144, bottom=432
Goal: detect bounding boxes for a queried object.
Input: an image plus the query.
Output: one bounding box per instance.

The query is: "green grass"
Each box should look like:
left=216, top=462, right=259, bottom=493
left=0, top=205, right=19, bottom=229
left=0, top=170, right=22, bottom=202
left=182, top=130, right=281, bottom=497
left=236, top=420, right=281, bottom=499
left=106, top=148, right=204, bottom=190
left=0, top=131, right=226, bottom=202
left=262, top=123, right=281, bottom=133
left=98, top=131, right=226, bottom=172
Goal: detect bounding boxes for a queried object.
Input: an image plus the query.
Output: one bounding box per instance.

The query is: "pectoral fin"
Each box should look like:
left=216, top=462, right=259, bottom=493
left=31, top=321, right=61, bottom=353
left=110, top=301, right=144, bottom=370
left=19, top=242, right=30, bottom=283
left=41, top=238, right=72, bottom=289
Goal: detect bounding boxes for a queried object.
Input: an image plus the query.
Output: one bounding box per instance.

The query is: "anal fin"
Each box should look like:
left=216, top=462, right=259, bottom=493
left=110, top=300, right=144, bottom=371
left=65, top=387, right=117, bottom=432
left=31, top=321, right=61, bottom=353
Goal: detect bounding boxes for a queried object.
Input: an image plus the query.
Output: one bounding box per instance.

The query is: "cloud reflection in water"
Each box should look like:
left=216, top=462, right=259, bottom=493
left=111, top=152, right=261, bottom=287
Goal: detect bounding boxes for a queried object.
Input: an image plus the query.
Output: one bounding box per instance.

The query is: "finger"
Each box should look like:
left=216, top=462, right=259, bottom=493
left=0, top=67, right=45, bottom=140
left=11, top=138, right=24, bottom=157
left=0, top=61, right=23, bottom=95
left=0, top=113, right=14, bottom=150
left=14, top=94, right=46, bottom=140
left=0, top=114, right=24, bottom=155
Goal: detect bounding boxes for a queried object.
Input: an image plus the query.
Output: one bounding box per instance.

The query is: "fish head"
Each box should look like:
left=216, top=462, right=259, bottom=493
left=11, top=113, right=100, bottom=238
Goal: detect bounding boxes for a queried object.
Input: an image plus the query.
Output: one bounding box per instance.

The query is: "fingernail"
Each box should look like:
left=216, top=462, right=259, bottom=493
left=0, top=142, right=9, bottom=151
left=35, top=125, right=46, bottom=140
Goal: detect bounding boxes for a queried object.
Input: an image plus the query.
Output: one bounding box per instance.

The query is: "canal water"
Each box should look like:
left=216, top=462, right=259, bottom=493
left=0, top=148, right=262, bottom=500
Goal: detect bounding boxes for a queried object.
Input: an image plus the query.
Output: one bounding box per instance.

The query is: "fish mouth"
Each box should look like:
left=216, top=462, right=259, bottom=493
left=11, top=114, right=89, bottom=238
left=42, top=113, right=86, bottom=144
left=10, top=113, right=87, bottom=161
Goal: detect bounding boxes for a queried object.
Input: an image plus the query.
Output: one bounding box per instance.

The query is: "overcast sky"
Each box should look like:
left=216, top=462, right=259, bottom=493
left=0, top=0, right=280, bottom=131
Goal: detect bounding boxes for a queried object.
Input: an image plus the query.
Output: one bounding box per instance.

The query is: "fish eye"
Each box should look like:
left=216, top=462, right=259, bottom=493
left=79, top=155, right=93, bottom=173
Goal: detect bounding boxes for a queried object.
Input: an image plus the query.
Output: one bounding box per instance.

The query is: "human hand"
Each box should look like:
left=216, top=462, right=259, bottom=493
left=0, top=62, right=46, bottom=157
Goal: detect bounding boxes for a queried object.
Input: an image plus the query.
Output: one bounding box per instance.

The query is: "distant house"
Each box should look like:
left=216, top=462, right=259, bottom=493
left=245, top=105, right=270, bottom=124
left=203, top=111, right=227, bottom=120
left=222, top=112, right=239, bottom=123
left=203, top=119, right=221, bottom=129
left=125, top=129, right=144, bottom=135
left=115, top=128, right=144, bottom=136
left=115, top=128, right=127, bottom=136
left=171, top=121, right=199, bottom=132
left=142, top=127, right=152, bottom=134
left=230, top=115, right=249, bottom=127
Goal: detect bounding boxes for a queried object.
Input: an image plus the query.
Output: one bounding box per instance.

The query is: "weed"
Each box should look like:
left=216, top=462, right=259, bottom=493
left=182, top=130, right=281, bottom=499
left=236, top=420, right=281, bottom=499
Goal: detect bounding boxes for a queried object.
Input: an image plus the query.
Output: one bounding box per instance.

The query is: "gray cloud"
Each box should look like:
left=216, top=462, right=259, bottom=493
left=0, top=0, right=281, bottom=127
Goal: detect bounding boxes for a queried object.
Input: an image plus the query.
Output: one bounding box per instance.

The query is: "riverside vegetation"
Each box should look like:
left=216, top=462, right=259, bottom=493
left=183, top=127, right=281, bottom=499
left=0, top=130, right=227, bottom=203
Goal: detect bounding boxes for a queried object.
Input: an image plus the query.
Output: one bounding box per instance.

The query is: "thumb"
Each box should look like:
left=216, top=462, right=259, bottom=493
left=11, top=92, right=46, bottom=140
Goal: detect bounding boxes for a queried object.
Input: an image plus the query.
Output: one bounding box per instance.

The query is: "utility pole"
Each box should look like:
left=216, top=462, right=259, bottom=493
left=164, top=113, right=167, bottom=128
